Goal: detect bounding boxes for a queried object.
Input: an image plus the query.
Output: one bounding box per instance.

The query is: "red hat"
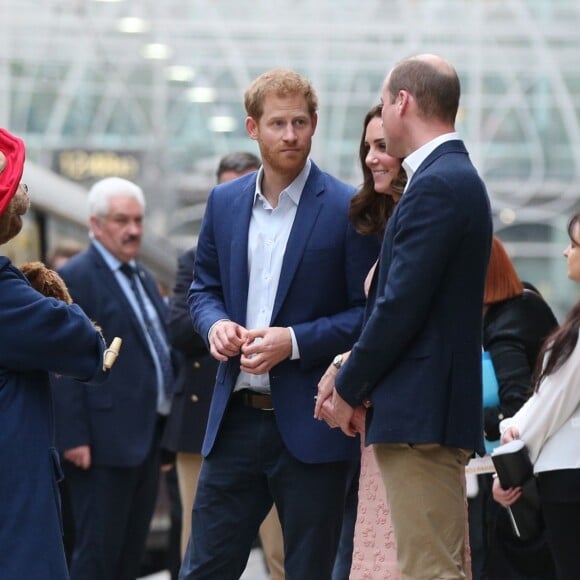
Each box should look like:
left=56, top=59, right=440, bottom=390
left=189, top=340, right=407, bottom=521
left=0, top=128, right=26, bottom=216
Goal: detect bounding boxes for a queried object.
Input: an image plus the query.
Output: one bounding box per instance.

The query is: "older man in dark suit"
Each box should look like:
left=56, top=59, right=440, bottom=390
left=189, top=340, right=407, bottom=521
left=53, top=177, right=174, bottom=580
left=320, top=54, right=493, bottom=579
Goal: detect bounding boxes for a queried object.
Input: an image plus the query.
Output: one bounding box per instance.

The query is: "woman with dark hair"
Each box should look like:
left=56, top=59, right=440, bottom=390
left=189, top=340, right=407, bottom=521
left=493, top=213, right=580, bottom=580
left=469, top=236, right=558, bottom=579
left=317, top=104, right=406, bottom=579
left=348, top=105, right=405, bottom=238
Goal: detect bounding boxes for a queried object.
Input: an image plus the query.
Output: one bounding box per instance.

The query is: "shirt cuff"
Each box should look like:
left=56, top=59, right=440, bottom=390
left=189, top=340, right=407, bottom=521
left=288, top=327, right=299, bottom=360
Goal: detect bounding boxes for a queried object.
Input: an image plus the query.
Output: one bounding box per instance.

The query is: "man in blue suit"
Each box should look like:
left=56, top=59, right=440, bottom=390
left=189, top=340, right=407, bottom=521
left=162, top=152, right=288, bottom=578
left=53, top=177, right=174, bottom=580
left=179, top=69, right=380, bottom=579
left=320, top=54, right=493, bottom=579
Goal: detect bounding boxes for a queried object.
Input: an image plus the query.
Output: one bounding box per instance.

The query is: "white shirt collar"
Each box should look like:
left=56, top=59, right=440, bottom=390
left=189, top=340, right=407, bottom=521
left=402, top=132, right=459, bottom=191
left=92, top=239, right=137, bottom=271
left=253, top=158, right=311, bottom=207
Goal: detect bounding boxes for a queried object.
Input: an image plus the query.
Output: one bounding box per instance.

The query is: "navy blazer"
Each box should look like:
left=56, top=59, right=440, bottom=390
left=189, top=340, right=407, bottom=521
left=53, top=244, right=170, bottom=467
left=189, top=162, right=380, bottom=463
left=0, top=256, right=106, bottom=578
left=162, top=247, right=218, bottom=454
left=336, top=140, right=493, bottom=455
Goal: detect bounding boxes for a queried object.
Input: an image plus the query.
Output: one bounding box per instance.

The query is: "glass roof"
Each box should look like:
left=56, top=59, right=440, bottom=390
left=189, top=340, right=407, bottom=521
left=3, top=0, right=580, bottom=251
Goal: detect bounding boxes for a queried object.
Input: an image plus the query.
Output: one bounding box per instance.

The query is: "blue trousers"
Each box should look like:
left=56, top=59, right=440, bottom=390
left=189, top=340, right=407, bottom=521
left=179, top=403, right=354, bottom=580
left=65, top=422, right=162, bottom=580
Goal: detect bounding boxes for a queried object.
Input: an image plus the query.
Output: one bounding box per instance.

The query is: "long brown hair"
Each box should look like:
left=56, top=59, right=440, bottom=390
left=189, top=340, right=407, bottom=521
left=484, top=236, right=524, bottom=305
left=534, top=212, right=580, bottom=389
left=349, top=105, right=406, bottom=236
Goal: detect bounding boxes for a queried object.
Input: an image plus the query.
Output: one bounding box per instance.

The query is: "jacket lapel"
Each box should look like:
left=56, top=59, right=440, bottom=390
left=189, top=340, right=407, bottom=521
left=270, top=164, right=323, bottom=323
left=89, top=245, right=151, bottom=351
left=228, top=180, right=254, bottom=325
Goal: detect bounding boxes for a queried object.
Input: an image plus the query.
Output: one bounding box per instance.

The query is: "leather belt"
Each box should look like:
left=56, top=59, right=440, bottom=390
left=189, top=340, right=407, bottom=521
left=231, top=389, right=274, bottom=411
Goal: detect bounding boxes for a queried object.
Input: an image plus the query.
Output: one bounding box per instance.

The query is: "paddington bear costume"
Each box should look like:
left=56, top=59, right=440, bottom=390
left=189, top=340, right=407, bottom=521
left=0, top=128, right=109, bottom=579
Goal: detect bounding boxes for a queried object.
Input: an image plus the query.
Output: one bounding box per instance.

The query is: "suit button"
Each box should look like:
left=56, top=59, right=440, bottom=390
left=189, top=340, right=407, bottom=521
left=193, top=361, right=201, bottom=369
left=190, top=394, right=199, bottom=403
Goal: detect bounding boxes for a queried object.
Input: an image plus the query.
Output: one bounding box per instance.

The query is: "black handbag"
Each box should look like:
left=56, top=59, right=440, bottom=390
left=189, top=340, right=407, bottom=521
left=491, top=439, right=543, bottom=541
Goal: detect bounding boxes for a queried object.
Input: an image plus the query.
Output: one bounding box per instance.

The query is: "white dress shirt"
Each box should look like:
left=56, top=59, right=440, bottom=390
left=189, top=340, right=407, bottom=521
left=234, top=159, right=311, bottom=393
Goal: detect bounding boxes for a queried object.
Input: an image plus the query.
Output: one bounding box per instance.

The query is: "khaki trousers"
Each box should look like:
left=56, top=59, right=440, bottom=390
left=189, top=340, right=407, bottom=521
left=259, top=504, right=285, bottom=580
left=374, top=443, right=472, bottom=580
left=176, top=452, right=203, bottom=558
left=176, top=451, right=285, bottom=579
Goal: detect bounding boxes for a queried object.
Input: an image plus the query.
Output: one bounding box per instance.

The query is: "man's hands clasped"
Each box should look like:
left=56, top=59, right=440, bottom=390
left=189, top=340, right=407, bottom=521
left=210, top=324, right=364, bottom=437
left=209, top=321, right=292, bottom=373
left=314, top=351, right=363, bottom=437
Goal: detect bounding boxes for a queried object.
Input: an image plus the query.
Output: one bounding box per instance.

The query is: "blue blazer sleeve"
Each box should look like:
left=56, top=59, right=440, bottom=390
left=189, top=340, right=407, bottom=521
left=0, top=258, right=106, bottom=381
left=335, top=142, right=492, bottom=454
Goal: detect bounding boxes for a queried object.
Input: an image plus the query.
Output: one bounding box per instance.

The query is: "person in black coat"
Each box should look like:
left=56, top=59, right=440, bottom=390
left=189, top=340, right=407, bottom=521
left=469, top=236, right=558, bottom=580
left=482, top=238, right=558, bottom=447
left=161, top=245, right=218, bottom=554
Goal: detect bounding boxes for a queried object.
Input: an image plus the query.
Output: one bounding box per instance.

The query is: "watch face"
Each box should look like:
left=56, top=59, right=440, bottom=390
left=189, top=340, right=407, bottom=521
left=333, top=354, right=342, bottom=368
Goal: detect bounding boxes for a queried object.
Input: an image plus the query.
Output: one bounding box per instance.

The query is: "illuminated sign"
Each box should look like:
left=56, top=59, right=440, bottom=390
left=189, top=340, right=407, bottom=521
left=53, top=150, right=141, bottom=183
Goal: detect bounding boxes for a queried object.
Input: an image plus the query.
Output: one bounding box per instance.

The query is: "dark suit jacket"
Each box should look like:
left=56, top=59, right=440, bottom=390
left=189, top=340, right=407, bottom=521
left=162, top=247, right=217, bottom=454
left=0, top=256, right=106, bottom=578
left=189, top=162, right=380, bottom=463
left=53, top=243, right=170, bottom=467
left=336, top=140, right=493, bottom=454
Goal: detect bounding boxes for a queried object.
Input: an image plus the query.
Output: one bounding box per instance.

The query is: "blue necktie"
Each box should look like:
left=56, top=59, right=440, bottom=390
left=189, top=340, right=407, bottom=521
left=120, top=263, right=173, bottom=396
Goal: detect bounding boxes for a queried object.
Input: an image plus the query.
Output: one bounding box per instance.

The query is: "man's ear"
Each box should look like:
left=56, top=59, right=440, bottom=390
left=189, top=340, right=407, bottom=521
left=398, top=90, right=412, bottom=115
left=246, top=116, right=258, bottom=140
left=311, top=112, right=318, bottom=135
left=89, top=215, right=101, bottom=238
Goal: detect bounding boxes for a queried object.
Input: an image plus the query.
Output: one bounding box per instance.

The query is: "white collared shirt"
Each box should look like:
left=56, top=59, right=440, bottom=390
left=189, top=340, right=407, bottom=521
left=234, top=159, right=311, bottom=393
left=402, top=132, right=460, bottom=192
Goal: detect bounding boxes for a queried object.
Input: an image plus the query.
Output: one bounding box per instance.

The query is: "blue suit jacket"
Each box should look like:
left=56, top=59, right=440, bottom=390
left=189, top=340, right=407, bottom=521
left=0, top=256, right=106, bottom=578
left=53, top=244, right=170, bottom=467
left=188, top=162, right=380, bottom=463
left=336, top=141, right=492, bottom=455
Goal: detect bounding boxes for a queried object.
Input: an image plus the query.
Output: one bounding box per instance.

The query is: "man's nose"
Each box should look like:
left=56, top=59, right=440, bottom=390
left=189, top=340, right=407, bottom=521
left=283, top=123, right=297, bottom=141
left=127, top=219, right=142, bottom=234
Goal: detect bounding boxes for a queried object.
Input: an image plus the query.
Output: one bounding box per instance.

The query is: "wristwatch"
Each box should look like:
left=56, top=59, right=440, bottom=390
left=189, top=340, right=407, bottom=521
left=332, top=354, right=343, bottom=370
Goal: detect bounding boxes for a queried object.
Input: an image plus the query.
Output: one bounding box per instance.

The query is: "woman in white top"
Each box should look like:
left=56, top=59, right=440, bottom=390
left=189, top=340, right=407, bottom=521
left=493, top=211, right=580, bottom=580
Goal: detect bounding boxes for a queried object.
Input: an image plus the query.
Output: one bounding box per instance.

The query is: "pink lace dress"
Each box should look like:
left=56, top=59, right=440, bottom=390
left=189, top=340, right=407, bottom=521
left=351, top=262, right=402, bottom=578
left=349, top=436, right=401, bottom=579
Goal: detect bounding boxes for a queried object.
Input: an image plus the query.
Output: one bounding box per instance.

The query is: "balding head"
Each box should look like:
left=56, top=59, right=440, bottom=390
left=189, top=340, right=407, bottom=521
left=385, top=54, right=460, bottom=125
